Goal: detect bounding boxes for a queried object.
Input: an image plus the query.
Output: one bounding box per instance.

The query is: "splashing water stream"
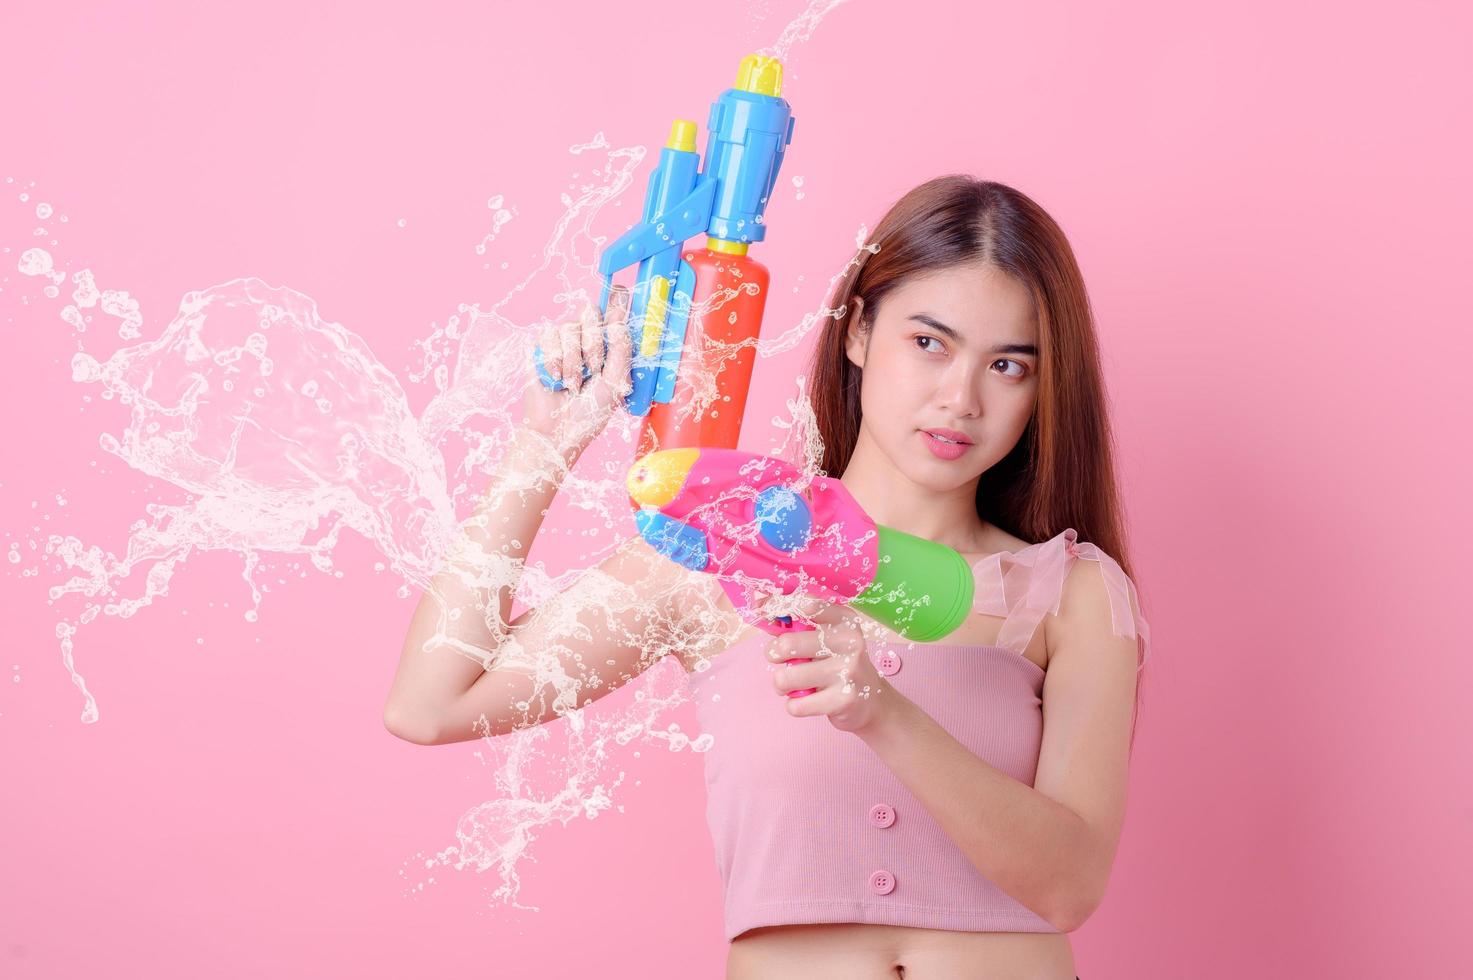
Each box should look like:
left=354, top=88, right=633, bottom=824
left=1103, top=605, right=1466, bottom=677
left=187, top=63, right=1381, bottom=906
left=5, top=0, right=858, bottom=913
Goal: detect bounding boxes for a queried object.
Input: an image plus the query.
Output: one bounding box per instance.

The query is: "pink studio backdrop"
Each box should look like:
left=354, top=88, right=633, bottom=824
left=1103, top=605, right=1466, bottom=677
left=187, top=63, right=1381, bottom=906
left=2, top=2, right=1468, bottom=978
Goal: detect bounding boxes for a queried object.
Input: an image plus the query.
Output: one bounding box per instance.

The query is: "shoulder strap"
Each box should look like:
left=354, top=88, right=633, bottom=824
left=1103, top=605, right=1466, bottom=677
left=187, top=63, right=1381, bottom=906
left=970, top=528, right=1151, bottom=668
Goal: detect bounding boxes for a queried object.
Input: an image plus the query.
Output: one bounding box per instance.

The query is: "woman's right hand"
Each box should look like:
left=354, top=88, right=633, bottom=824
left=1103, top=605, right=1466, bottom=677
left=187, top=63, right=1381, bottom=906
left=519, top=285, right=634, bottom=461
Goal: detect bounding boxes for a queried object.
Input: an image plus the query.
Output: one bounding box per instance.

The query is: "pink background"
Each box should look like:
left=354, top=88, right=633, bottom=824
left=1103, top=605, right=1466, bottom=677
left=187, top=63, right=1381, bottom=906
left=3, top=1, right=1469, bottom=977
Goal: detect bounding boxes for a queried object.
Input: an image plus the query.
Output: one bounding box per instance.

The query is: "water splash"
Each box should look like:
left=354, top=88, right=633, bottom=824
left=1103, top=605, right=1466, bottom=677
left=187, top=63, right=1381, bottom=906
left=757, top=0, right=854, bottom=63
left=2, top=2, right=860, bottom=919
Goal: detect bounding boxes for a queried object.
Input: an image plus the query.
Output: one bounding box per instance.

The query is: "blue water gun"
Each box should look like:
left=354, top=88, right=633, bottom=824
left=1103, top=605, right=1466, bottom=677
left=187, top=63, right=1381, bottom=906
left=533, top=54, right=796, bottom=419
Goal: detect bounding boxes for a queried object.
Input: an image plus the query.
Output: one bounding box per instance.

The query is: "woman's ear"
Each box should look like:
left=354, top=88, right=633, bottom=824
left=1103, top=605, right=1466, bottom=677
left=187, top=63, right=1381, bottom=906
left=843, top=295, right=867, bottom=369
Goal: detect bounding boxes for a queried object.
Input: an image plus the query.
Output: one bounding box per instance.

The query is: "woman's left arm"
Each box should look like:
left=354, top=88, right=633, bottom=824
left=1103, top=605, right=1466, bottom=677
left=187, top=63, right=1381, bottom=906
left=850, top=560, right=1142, bottom=932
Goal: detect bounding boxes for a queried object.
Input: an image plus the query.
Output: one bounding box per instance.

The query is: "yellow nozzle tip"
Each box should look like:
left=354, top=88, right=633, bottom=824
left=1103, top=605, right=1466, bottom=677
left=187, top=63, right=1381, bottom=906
left=667, top=119, right=698, bottom=152
left=735, top=54, right=783, bottom=97
left=627, top=449, right=700, bottom=508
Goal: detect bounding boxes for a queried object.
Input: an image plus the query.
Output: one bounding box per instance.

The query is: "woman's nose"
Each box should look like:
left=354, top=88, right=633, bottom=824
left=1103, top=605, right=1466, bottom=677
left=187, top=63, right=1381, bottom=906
left=937, top=365, right=984, bottom=416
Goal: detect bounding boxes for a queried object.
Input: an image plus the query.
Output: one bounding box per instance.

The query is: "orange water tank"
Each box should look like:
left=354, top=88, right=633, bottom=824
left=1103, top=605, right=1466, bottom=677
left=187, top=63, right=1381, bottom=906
left=636, top=238, right=770, bottom=459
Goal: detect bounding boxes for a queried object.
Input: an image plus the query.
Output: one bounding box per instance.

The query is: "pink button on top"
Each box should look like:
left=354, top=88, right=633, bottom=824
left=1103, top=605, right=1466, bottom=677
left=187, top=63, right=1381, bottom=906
left=874, top=650, right=902, bottom=676
left=869, top=803, right=895, bottom=828
left=869, top=869, right=896, bottom=895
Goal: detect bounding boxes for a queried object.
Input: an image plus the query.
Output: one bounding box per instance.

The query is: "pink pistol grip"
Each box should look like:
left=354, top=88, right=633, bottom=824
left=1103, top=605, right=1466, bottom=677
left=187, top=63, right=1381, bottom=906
left=775, top=615, right=818, bottom=699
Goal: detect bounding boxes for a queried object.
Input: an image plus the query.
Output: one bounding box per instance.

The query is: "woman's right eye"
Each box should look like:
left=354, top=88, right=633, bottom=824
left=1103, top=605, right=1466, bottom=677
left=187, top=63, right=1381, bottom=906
left=914, top=335, right=943, bottom=354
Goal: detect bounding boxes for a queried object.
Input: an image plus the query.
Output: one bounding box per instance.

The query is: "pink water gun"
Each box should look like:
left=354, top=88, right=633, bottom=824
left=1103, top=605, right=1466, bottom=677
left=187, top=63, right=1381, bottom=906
left=626, top=447, right=975, bottom=697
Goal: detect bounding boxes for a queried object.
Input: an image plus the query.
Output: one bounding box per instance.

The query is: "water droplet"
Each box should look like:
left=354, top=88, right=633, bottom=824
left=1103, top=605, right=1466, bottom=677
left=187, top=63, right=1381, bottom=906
left=18, top=247, right=52, bottom=276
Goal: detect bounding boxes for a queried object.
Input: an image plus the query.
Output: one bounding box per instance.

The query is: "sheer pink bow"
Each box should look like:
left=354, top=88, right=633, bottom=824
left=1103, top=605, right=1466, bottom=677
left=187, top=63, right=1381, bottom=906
left=970, top=528, right=1151, bottom=669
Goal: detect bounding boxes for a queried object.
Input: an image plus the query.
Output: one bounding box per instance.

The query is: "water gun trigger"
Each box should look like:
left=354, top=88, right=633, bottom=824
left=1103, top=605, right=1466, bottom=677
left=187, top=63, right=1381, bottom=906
left=718, top=576, right=820, bottom=639
left=724, top=577, right=819, bottom=696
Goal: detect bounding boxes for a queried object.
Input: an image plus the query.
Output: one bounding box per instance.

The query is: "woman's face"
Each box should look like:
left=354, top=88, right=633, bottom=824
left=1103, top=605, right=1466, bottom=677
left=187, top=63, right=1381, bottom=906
left=844, top=261, right=1041, bottom=490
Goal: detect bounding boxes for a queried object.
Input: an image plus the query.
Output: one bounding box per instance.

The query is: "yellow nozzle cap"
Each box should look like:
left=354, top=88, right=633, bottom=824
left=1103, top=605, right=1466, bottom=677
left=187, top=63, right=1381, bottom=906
left=667, top=118, right=698, bottom=152
left=735, top=54, right=783, bottom=97
left=627, top=449, right=700, bottom=508
left=707, top=236, right=749, bottom=256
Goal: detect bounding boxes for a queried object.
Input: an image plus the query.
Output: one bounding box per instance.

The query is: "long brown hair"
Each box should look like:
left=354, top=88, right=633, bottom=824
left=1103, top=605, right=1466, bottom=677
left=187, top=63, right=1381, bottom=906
left=806, top=174, right=1149, bottom=749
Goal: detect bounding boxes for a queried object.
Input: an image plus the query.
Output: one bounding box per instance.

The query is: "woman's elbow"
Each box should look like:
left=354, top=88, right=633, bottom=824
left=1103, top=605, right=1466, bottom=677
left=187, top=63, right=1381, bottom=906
left=383, top=703, right=441, bottom=746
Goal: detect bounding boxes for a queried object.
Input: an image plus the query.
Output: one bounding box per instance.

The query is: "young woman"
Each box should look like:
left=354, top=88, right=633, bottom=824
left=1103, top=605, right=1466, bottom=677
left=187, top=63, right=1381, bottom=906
left=386, top=175, right=1151, bottom=980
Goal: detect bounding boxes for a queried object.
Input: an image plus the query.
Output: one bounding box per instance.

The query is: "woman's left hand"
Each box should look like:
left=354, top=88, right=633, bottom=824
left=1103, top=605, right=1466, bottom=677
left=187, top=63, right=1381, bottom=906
left=761, top=597, right=905, bottom=736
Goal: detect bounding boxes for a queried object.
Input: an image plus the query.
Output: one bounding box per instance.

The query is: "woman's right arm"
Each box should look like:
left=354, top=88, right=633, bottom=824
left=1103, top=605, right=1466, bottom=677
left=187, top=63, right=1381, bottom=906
left=383, top=286, right=736, bottom=744
left=382, top=419, right=715, bottom=744
left=382, top=423, right=583, bottom=743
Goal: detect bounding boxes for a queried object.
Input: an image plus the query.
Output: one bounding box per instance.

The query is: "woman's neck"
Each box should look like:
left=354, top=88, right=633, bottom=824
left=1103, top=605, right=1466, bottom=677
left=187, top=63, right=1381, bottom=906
left=837, top=426, right=989, bottom=552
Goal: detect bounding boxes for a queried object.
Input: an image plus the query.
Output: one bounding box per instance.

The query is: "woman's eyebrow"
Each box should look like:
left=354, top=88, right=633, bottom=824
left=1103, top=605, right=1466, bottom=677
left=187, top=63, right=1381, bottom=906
left=906, top=313, right=1039, bottom=356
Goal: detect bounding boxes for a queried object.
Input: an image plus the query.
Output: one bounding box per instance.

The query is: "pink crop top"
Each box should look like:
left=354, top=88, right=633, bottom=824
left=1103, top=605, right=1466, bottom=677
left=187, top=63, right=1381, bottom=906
left=687, top=527, right=1151, bottom=942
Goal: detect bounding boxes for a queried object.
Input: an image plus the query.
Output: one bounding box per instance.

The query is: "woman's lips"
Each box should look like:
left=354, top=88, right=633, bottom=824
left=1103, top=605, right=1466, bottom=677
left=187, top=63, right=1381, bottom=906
left=920, top=430, right=969, bottom=460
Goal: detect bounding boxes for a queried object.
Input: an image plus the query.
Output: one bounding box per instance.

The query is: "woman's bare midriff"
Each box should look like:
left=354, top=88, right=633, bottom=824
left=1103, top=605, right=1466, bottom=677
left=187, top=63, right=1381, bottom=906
left=670, top=529, right=1077, bottom=979
left=726, top=921, right=1077, bottom=980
